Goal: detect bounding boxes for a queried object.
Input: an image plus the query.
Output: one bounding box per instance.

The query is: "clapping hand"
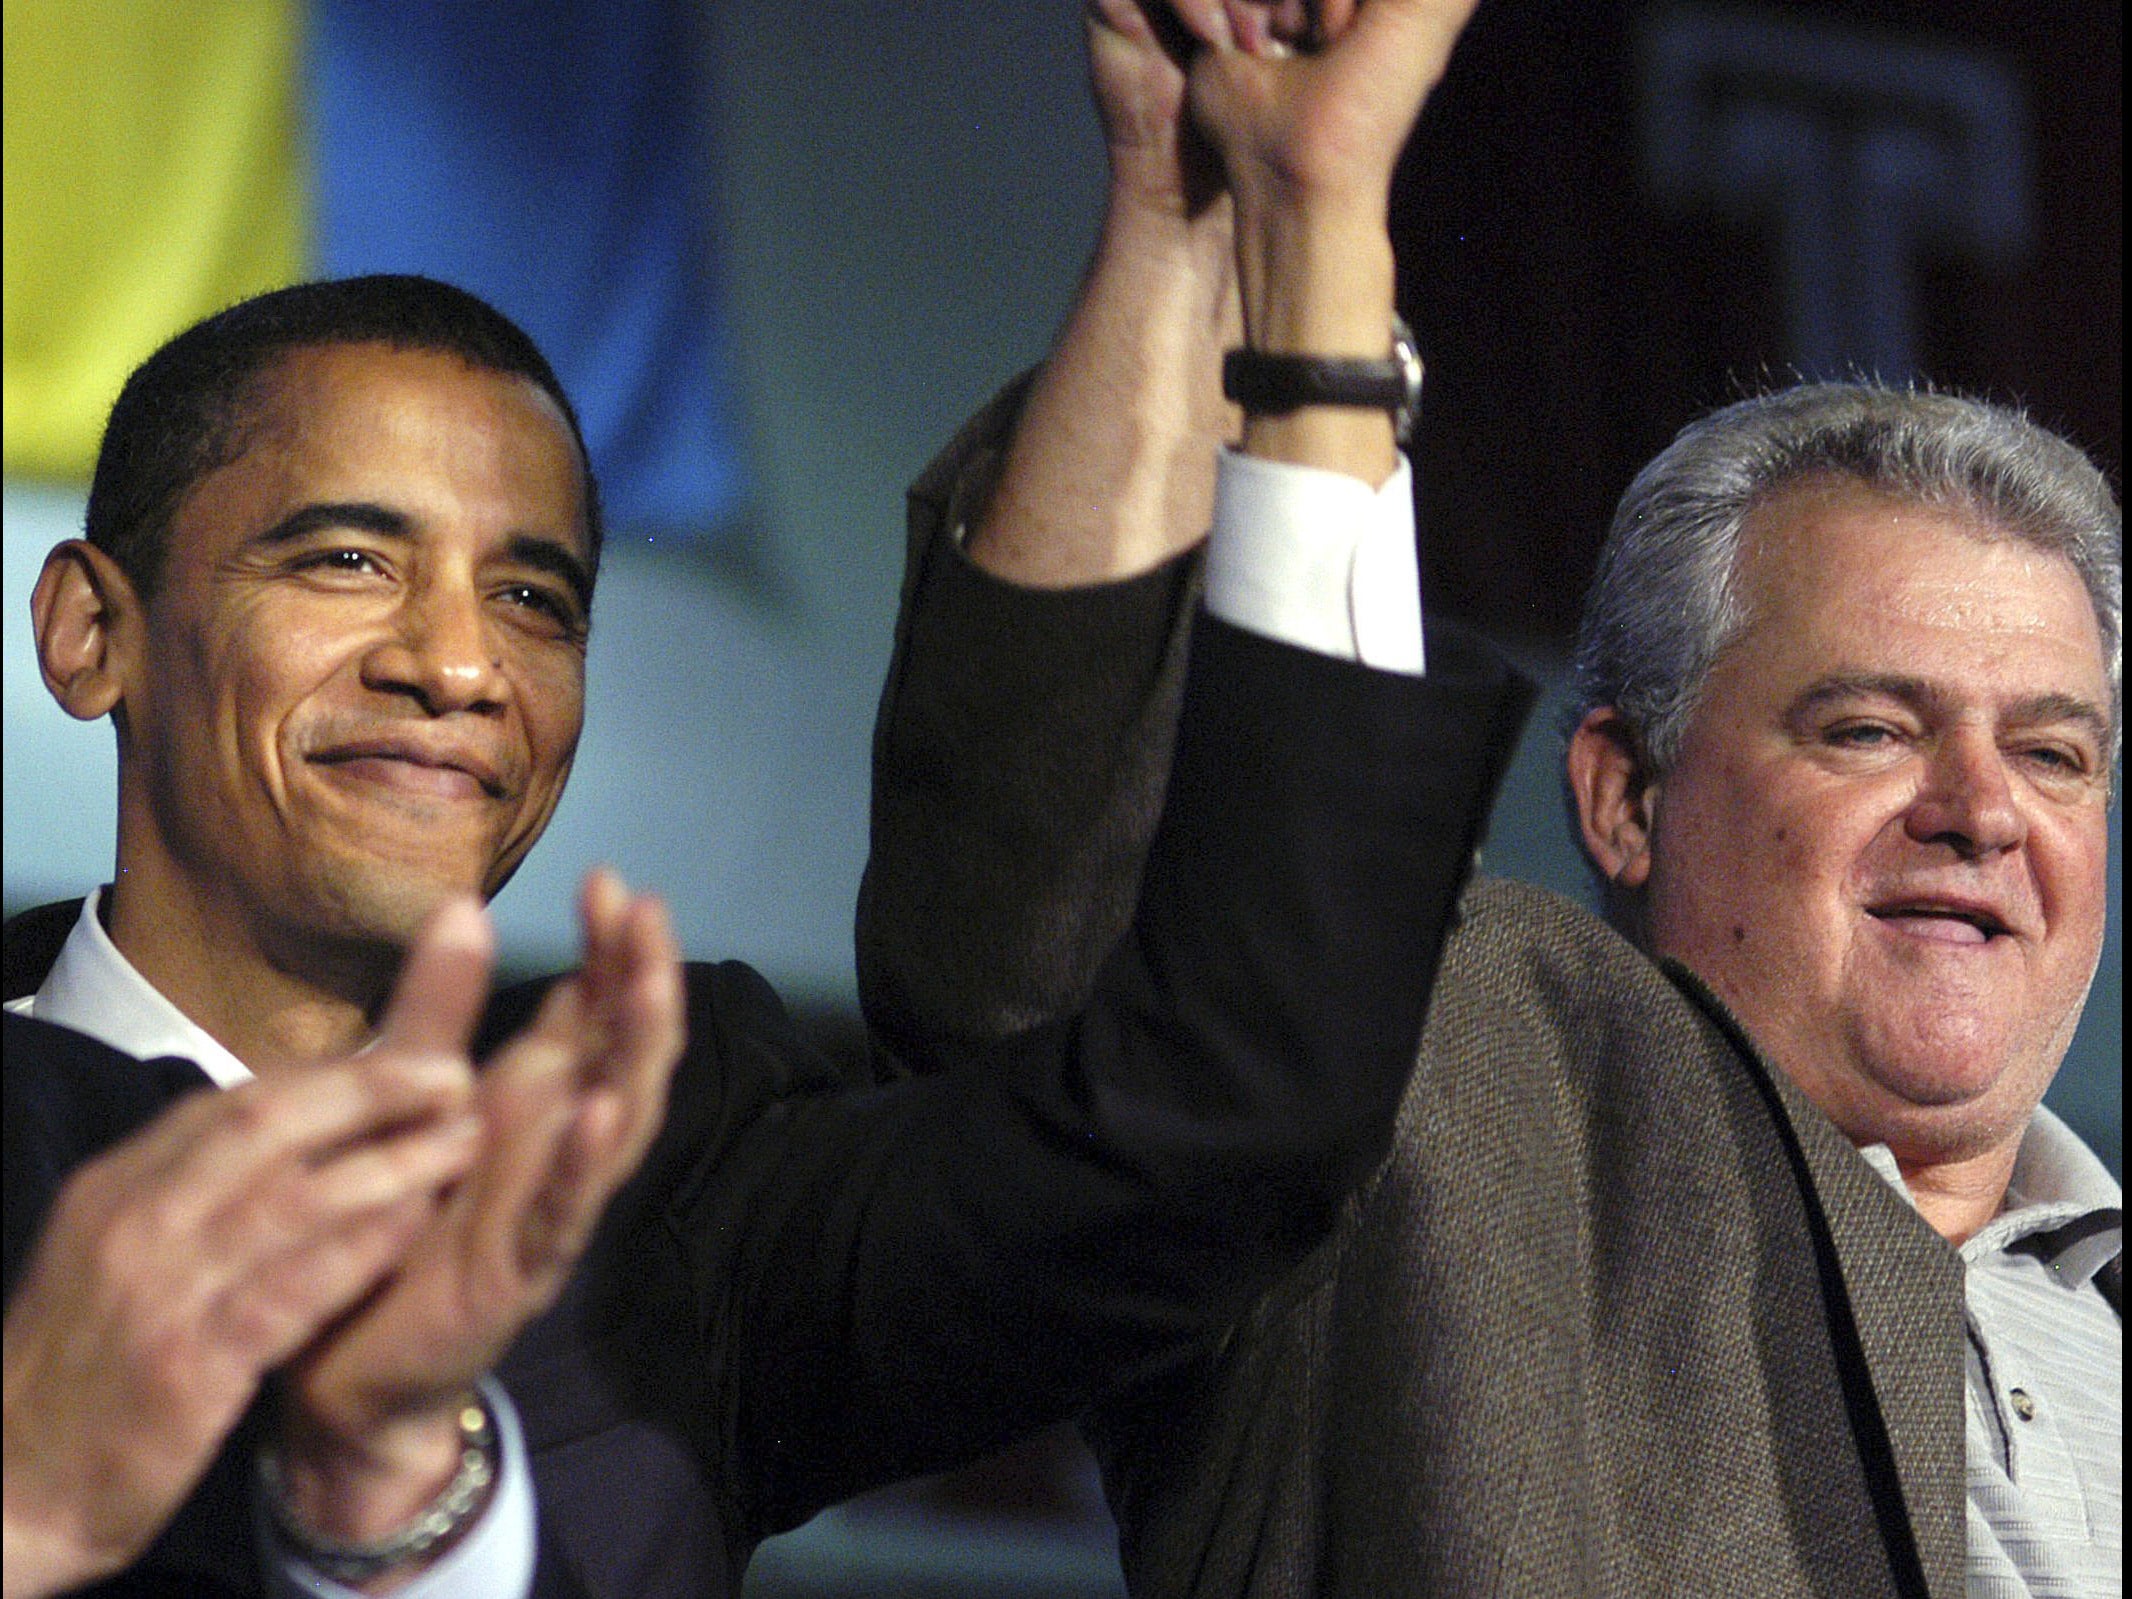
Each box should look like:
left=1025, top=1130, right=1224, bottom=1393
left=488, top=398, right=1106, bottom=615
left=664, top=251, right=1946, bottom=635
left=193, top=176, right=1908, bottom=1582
left=272, top=870, right=683, bottom=1548
left=3, top=899, right=497, bottom=1598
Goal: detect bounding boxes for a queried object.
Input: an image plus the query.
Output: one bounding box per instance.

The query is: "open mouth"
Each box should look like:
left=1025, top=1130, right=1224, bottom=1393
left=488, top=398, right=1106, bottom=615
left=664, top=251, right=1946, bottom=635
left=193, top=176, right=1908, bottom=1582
left=1865, top=905, right=2011, bottom=944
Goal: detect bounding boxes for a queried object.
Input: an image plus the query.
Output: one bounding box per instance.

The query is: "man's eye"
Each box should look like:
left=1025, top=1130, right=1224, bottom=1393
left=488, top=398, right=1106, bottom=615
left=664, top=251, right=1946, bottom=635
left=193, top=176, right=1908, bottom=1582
left=299, top=548, right=382, bottom=576
left=2016, top=743, right=2085, bottom=775
left=1826, top=722, right=1897, bottom=747
left=499, top=584, right=583, bottom=632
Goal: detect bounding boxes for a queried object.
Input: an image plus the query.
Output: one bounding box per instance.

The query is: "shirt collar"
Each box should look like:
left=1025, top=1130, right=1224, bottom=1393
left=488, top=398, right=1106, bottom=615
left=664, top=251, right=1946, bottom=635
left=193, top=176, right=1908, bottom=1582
left=8, top=888, right=254, bottom=1087
left=1859, top=1106, right=2122, bottom=1286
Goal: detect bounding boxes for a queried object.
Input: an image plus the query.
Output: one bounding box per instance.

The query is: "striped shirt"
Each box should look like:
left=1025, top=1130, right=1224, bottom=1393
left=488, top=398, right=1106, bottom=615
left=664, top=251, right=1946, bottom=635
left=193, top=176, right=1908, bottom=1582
left=1863, top=1114, right=2122, bottom=1598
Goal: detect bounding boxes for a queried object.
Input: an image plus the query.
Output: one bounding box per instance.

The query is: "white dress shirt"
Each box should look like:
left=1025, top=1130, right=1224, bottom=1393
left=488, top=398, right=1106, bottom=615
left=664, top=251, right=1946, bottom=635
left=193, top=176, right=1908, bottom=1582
left=1206, top=449, right=1424, bottom=673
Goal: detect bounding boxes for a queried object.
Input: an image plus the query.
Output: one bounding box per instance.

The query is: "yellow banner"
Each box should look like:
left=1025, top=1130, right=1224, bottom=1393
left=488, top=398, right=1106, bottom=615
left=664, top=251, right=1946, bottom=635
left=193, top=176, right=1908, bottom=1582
left=5, top=0, right=306, bottom=482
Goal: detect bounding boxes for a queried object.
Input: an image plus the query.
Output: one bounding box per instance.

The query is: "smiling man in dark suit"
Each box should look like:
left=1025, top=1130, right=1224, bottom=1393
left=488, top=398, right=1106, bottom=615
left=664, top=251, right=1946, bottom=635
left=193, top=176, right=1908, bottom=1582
left=2, top=102, right=1533, bottom=1598
left=5, top=290, right=690, bottom=1599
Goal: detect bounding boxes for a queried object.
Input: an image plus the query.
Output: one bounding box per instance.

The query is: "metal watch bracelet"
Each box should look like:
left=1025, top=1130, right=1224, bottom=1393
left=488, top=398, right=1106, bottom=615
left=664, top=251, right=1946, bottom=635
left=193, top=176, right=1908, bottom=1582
left=260, top=1394, right=498, bottom=1585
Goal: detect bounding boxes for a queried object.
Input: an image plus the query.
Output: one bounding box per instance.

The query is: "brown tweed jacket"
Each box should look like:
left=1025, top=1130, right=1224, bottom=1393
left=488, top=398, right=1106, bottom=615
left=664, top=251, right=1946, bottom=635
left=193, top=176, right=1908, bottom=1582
left=856, top=385, right=1987, bottom=1598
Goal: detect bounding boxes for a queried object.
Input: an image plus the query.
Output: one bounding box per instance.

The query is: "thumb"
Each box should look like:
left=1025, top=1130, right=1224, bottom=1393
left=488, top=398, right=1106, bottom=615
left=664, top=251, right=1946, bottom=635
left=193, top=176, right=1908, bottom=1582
left=374, top=896, right=495, bottom=1061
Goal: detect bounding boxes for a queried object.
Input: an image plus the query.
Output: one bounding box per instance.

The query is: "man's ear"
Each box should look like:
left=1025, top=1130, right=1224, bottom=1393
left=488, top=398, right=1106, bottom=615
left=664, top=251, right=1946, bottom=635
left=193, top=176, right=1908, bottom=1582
left=1565, top=706, right=1657, bottom=891
left=30, top=541, right=141, bottom=722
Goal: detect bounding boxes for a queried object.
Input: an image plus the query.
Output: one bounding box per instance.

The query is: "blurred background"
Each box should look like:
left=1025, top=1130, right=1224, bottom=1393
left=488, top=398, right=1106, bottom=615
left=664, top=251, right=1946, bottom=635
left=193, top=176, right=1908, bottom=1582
left=5, top=2, right=2119, bottom=1594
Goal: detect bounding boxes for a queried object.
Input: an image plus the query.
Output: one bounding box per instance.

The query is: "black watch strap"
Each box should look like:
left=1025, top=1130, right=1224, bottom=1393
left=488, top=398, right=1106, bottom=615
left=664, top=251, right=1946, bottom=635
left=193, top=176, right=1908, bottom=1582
left=1221, top=316, right=1423, bottom=443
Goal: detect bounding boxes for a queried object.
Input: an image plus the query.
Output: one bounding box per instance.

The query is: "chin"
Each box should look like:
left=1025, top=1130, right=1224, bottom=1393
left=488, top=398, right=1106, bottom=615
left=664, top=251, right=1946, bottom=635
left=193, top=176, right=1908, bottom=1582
left=1869, top=1043, right=2004, bottom=1106
left=1853, top=1040, right=2040, bottom=1160
left=296, top=862, right=485, bottom=951
left=1867, top=1092, right=2035, bottom=1168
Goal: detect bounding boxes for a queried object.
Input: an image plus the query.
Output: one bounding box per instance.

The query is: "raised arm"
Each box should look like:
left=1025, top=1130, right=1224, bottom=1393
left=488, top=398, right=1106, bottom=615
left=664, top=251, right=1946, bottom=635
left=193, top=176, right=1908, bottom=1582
left=745, top=2, right=1510, bottom=1519
left=740, top=599, right=1530, bottom=1528
left=861, top=0, right=1478, bottom=1057
left=964, top=0, right=1243, bottom=588
left=861, top=1, right=1242, bottom=1053
left=857, top=3, right=1245, bottom=1053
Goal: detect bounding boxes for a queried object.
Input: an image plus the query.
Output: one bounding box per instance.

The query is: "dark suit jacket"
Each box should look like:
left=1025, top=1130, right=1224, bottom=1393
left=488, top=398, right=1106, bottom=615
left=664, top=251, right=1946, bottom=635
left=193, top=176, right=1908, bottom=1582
left=852, top=386, right=2120, bottom=1598
left=3, top=612, right=1531, bottom=1599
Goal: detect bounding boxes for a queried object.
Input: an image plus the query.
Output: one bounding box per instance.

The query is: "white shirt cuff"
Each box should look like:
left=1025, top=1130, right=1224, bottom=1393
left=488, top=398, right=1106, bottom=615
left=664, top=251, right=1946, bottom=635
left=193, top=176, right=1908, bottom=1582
left=263, top=1377, right=537, bottom=1599
left=1203, top=449, right=1425, bottom=675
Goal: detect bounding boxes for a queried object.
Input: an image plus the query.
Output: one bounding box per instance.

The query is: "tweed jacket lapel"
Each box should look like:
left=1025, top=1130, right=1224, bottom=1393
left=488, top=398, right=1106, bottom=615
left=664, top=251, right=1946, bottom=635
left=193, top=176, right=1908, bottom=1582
left=1664, top=962, right=1966, bottom=1599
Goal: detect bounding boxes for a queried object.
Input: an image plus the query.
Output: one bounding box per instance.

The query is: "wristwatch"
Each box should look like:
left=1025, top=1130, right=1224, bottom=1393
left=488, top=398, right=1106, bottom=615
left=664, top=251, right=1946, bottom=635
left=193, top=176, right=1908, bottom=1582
left=260, top=1393, right=499, bottom=1584
left=1221, top=316, right=1423, bottom=444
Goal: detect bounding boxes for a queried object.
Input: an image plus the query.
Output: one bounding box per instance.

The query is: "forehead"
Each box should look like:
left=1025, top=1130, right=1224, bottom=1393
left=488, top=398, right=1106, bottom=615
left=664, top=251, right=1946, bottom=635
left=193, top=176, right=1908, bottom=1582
left=171, top=342, right=590, bottom=563
left=1732, top=478, right=2108, bottom=694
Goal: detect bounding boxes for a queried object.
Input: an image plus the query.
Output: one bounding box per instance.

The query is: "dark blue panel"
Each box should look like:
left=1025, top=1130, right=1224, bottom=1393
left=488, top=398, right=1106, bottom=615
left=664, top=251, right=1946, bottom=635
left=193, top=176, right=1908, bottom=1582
left=310, top=0, right=748, bottom=543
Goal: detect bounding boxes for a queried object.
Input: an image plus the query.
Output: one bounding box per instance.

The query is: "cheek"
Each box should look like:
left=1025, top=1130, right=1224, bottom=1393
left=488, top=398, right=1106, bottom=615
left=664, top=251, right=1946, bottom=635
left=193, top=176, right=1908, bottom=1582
left=1657, top=773, right=1853, bottom=967
left=1763, top=768, right=1916, bottom=897
left=518, top=664, right=585, bottom=785
left=2038, top=817, right=2111, bottom=967
left=216, top=629, right=347, bottom=770
left=147, top=627, right=258, bottom=776
left=1764, top=813, right=1840, bottom=904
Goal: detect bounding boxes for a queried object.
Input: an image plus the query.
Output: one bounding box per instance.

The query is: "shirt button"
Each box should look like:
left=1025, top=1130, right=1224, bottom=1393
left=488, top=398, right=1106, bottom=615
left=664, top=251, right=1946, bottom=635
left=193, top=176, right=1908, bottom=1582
left=2009, top=1388, right=2037, bottom=1421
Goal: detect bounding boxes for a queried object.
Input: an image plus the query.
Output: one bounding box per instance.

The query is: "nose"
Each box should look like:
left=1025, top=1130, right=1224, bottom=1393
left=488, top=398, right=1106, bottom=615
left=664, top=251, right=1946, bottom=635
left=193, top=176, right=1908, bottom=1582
left=1903, top=726, right=2026, bottom=860
left=359, top=579, right=507, bottom=715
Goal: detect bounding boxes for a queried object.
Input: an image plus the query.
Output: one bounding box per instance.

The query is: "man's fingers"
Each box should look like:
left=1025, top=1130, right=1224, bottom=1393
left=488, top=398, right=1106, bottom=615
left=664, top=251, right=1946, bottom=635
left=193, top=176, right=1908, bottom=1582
left=1339, top=0, right=1481, bottom=78
left=1089, top=0, right=1149, bottom=42
left=1185, top=0, right=1483, bottom=205
left=575, top=871, right=683, bottom=1086
left=1104, top=0, right=1218, bottom=66
left=465, top=1061, right=585, bottom=1292
left=512, top=971, right=680, bottom=1277
left=47, top=1050, right=476, bottom=1298
left=1154, top=0, right=1235, bottom=51
left=451, top=973, right=585, bottom=1252
left=268, top=987, right=590, bottom=1440
left=0, top=1083, right=485, bottom=1573
left=275, top=1111, right=481, bottom=1231
left=592, top=893, right=683, bottom=1150
left=218, top=1189, right=442, bottom=1368
left=576, top=866, right=630, bottom=1013
left=269, top=877, right=684, bottom=1426
left=31, top=1067, right=476, bottom=1291
left=463, top=888, right=680, bottom=1287
left=178, top=1099, right=479, bottom=1329
left=371, top=894, right=495, bottom=1062
left=1288, top=0, right=1358, bottom=48
left=508, top=1096, right=615, bottom=1277
left=454, top=973, right=585, bottom=1242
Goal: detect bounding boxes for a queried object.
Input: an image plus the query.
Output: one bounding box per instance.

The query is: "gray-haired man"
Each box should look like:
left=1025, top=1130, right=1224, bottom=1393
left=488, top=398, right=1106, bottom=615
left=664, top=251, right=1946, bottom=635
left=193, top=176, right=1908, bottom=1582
left=856, top=2, right=2120, bottom=1594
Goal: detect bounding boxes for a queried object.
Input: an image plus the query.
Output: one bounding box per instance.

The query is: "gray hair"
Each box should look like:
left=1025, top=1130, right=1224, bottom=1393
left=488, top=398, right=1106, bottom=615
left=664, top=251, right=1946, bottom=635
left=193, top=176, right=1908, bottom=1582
left=1569, top=382, right=2123, bottom=776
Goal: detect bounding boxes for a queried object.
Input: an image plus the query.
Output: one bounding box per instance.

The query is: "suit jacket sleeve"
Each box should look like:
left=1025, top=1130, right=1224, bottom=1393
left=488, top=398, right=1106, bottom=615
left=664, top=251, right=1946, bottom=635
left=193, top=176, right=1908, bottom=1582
left=707, top=606, right=1532, bottom=1535
left=858, top=380, right=1207, bottom=1057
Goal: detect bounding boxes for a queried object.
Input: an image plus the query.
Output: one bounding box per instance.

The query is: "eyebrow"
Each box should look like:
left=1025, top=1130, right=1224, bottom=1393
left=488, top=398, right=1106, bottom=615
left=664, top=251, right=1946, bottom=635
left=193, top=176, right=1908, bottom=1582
left=254, top=501, right=411, bottom=547
left=1786, top=673, right=2111, bottom=743
left=253, top=501, right=594, bottom=613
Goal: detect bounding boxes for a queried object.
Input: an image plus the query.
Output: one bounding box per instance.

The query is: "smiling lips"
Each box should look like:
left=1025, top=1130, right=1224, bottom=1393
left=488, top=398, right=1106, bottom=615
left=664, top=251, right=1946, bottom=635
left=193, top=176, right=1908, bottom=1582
left=1865, top=897, right=2019, bottom=946
left=310, top=738, right=509, bottom=800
